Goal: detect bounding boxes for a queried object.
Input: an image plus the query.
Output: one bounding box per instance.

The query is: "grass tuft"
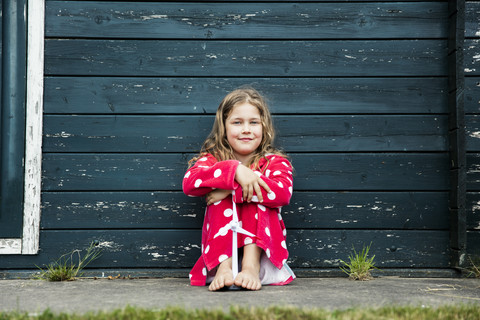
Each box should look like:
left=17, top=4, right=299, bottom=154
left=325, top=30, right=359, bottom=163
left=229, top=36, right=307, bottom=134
left=1, top=305, right=480, bottom=320
left=465, top=255, right=480, bottom=278
left=339, top=242, right=377, bottom=281
left=34, top=242, right=102, bottom=282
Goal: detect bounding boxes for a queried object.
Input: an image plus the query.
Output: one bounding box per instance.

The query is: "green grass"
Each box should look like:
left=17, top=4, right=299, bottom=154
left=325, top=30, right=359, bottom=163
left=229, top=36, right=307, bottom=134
left=34, top=242, right=102, bottom=282
left=1, top=305, right=479, bottom=320
left=465, top=255, right=480, bottom=278
left=339, top=243, right=377, bottom=281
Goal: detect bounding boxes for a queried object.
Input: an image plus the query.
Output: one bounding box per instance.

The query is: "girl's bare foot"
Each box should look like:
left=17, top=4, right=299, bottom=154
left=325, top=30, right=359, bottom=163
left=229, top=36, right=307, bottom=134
left=234, top=244, right=262, bottom=290
left=234, top=267, right=262, bottom=290
left=209, top=258, right=234, bottom=291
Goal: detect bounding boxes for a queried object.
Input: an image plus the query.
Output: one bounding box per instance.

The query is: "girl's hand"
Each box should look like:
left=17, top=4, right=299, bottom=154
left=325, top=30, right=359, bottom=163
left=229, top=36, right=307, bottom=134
left=206, top=189, right=232, bottom=206
left=235, top=164, right=272, bottom=202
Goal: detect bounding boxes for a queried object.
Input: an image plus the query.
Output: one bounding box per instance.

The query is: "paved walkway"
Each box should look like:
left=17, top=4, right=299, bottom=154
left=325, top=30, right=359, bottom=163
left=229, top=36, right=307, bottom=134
left=0, top=277, right=479, bottom=314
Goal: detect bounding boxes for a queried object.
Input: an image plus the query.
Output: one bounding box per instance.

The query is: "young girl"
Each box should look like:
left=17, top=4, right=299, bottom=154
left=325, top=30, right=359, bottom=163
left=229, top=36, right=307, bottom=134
left=183, top=87, right=295, bottom=291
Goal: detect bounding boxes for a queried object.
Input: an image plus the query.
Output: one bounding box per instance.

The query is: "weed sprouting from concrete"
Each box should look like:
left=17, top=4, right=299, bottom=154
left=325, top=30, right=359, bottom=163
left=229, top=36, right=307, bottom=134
left=34, top=242, right=102, bottom=281
left=339, top=242, right=377, bottom=281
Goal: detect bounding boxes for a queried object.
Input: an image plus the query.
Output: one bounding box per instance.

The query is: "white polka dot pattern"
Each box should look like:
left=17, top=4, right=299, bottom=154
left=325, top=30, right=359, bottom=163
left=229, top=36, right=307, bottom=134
left=205, top=245, right=210, bottom=254
left=273, top=170, right=281, bottom=176
left=223, top=208, right=233, bottom=217
left=184, top=171, right=191, bottom=178
left=281, top=240, right=287, bottom=249
left=258, top=204, right=266, bottom=211
left=244, top=237, right=253, bottom=245
left=194, top=179, right=202, bottom=188
left=267, top=191, right=276, bottom=200
left=214, top=169, right=222, bottom=178
left=219, top=254, right=228, bottom=263
left=265, top=227, right=271, bottom=237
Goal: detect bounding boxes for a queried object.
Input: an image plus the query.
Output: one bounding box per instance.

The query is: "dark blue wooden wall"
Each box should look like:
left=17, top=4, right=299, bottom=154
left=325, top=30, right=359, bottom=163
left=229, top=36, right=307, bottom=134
left=2, top=0, right=478, bottom=275
left=465, top=0, right=480, bottom=261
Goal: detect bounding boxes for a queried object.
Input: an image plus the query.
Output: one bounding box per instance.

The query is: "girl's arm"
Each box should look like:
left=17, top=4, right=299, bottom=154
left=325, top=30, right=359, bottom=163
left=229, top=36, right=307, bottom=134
left=233, top=156, right=293, bottom=208
left=182, top=154, right=240, bottom=197
left=205, top=189, right=232, bottom=206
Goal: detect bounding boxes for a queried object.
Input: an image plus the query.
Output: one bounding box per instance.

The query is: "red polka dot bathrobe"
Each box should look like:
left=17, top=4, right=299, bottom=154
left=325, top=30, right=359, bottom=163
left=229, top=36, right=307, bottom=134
left=183, top=154, right=296, bottom=286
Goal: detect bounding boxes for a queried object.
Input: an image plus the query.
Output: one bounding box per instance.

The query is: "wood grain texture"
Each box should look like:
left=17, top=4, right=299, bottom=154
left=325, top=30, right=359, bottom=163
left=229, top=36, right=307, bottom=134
left=467, top=231, right=480, bottom=256
left=40, top=191, right=449, bottom=230
left=0, top=229, right=450, bottom=269
left=43, top=115, right=448, bottom=152
left=22, top=0, right=45, bottom=254
left=466, top=115, right=480, bottom=151
left=465, top=77, right=480, bottom=114
left=467, top=153, right=480, bottom=190
left=41, top=153, right=450, bottom=191
left=466, top=192, right=480, bottom=230
left=466, top=1, right=480, bottom=38
left=45, top=2, right=448, bottom=39
left=464, top=39, right=480, bottom=75
left=44, top=40, right=448, bottom=77
left=44, top=77, right=448, bottom=115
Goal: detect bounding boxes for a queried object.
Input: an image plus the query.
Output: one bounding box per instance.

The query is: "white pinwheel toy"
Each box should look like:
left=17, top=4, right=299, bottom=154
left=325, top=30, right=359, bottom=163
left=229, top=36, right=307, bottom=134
left=212, top=190, right=256, bottom=287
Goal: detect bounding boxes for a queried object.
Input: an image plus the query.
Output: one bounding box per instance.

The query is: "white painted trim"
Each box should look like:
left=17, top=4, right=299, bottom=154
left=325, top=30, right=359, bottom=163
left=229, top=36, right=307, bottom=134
left=0, top=239, right=22, bottom=254
left=21, top=0, right=45, bottom=254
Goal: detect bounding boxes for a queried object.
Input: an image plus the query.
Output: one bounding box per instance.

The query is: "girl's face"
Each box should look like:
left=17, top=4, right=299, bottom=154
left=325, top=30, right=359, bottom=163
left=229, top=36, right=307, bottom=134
left=225, top=102, right=263, bottom=164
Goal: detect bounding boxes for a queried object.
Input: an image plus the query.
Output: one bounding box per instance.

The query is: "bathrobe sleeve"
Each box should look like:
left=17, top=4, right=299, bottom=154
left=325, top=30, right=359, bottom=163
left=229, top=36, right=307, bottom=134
left=183, top=154, right=241, bottom=197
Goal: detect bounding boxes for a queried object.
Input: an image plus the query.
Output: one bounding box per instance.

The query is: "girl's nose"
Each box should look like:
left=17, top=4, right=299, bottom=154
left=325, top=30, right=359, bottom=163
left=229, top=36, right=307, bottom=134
left=242, top=124, right=251, bottom=133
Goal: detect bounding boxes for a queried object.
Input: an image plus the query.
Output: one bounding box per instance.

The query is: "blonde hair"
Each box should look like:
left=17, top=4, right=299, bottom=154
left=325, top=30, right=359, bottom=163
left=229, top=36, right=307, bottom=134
left=189, top=87, right=286, bottom=169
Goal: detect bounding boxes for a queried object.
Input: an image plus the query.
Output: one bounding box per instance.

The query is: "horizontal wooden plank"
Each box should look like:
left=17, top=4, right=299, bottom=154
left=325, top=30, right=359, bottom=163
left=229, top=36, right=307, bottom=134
left=464, top=39, right=480, bottom=75
left=467, top=153, right=480, bottom=190
left=0, top=230, right=450, bottom=269
left=40, top=191, right=449, bottom=230
left=44, top=77, right=449, bottom=115
left=466, top=192, right=480, bottom=230
left=466, top=1, right=480, bottom=38
left=466, top=115, right=480, bottom=151
left=44, top=40, right=448, bottom=77
left=465, top=77, right=480, bottom=114
left=41, top=153, right=450, bottom=191
left=467, top=231, right=480, bottom=256
left=45, top=2, right=448, bottom=39
left=43, top=115, right=448, bottom=153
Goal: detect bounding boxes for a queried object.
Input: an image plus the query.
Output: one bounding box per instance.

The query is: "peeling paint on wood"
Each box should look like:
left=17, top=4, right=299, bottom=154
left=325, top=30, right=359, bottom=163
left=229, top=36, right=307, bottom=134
left=44, top=40, right=448, bottom=77
left=45, top=2, right=448, bottom=39
left=0, top=239, right=22, bottom=255
left=41, top=153, right=449, bottom=192
left=43, top=77, right=448, bottom=114
left=43, top=115, right=448, bottom=153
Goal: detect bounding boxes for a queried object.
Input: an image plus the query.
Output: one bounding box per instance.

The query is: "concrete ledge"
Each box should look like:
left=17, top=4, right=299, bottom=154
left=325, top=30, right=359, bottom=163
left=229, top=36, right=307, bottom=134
left=1, top=268, right=463, bottom=280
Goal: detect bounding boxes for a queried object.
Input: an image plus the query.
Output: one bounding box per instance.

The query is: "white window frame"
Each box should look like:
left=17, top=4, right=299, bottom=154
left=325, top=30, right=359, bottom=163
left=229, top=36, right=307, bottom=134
left=0, top=0, right=44, bottom=255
